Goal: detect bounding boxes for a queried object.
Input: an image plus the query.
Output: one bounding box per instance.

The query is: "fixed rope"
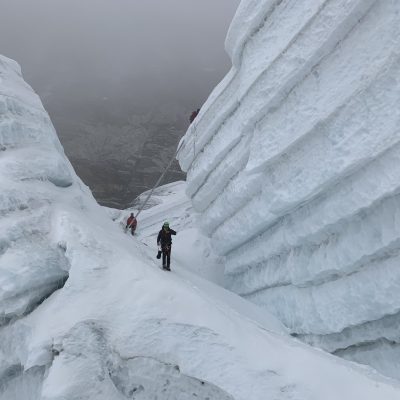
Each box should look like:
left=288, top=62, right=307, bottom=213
left=134, top=134, right=188, bottom=219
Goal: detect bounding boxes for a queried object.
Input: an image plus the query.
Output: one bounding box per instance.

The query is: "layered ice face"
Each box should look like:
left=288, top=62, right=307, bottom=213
left=178, top=0, right=400, bottom=379
left=0, top=55, right=78, bottom=326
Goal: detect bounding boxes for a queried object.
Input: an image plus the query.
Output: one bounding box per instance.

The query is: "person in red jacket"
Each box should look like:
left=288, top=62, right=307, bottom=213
left=126, top=213, right=137, bottom=236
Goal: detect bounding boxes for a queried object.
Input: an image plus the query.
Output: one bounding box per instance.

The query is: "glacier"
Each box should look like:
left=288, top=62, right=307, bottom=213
left=1, top=53, right=400, bottom=399
left=177, top=0, right=400, bottom=380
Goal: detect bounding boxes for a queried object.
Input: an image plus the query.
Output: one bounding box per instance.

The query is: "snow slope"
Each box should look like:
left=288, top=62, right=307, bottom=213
left=1, top=54, right=400, bottom=399
left=177, top=0, right=400, bottom=379
left=112, top=181, right=226, bottom=284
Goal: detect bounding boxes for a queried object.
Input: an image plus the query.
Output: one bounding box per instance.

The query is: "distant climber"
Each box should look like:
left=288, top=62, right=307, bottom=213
left=126, top=213, right=137, bottom=236
left=157, top=222, right=177, bottom=271
left=189, top=108, right=200, bottom=124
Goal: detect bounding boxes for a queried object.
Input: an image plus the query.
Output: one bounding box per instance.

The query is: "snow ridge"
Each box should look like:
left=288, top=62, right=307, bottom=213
left=178, top=0, right=400, bottom=379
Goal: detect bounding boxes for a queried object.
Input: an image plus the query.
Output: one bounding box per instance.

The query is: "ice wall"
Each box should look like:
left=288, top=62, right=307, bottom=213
left=2, top=53, right=400, bottom=400
left=0, top=55, right=84, bottom=325
left=178, top=0, right=400, bottom=379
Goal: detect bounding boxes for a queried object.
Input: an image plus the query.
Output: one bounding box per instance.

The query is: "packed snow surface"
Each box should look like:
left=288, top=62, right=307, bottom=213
left=178, top=0, right=400, bottom=380
left=1, top=54, right=400, bottom=399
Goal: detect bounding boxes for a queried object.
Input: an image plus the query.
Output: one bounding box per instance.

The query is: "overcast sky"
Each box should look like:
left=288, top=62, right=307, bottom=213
left=0, top=0, right=240, bottom=110
left=0, top=0, right=240, bottom=206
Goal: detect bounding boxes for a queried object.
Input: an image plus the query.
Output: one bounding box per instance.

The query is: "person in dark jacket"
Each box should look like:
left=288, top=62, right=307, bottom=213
left=157, top=221, right=177, bottom=270
left=126, top=213, right=137, bottom=236
left=189, top=108, right=200, bottom=124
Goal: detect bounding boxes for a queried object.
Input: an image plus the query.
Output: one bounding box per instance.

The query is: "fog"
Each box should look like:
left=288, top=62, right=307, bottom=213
left=0, top=0, right=238, bottom=105
left=0, top=0, right=239, bottom=207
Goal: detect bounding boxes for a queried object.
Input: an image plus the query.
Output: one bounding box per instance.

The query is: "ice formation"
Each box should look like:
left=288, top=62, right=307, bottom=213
left=0, top=55, right=75, bottom=326
left=1, top=53, right=400, bottom=399
left=178, top=0, right=400, bottom=379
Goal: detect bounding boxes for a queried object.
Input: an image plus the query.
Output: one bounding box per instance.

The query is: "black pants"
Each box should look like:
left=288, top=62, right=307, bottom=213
left=162, top=245, right=171, bottom=268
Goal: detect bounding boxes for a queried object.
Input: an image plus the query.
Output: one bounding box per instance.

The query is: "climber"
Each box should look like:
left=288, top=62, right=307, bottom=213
left=189, top=108, right=200, bottom=124
left=126, top=213, right=137, bottom=236
left=157, top=222, right=177, bottom=271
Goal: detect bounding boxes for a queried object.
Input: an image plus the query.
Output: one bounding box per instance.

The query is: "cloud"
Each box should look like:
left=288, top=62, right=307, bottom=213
left=0, top=0, right=240, bottom=107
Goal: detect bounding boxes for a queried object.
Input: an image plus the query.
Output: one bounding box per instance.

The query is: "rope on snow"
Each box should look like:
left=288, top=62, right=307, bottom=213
left=134, top=134, right=189, bottom=218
